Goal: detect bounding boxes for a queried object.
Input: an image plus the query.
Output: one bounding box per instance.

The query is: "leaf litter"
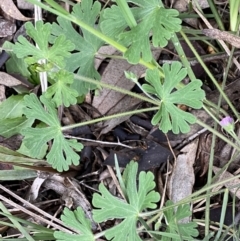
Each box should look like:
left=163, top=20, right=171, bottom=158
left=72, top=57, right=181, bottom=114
left=1, top=0, right=240, bottom=240
left=0, top=0, right=31, bottom=21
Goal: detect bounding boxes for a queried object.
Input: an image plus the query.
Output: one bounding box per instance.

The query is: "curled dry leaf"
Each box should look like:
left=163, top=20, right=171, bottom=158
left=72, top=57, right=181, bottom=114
left=25, top=176, right=46, bottom=202
left=0, top=0, right=31, bottom=21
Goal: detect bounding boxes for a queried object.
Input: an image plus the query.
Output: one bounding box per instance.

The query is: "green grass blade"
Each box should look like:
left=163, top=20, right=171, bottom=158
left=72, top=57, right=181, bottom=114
left=0, top=202, right=35, bottom=241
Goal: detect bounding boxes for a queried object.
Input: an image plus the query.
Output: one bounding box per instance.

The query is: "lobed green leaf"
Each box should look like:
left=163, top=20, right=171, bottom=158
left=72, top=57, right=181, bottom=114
left=143, top=62, right=205, bottom=134
left=44, top=70, right=78, bottom=107
left=162, top=200, right=199, bottom=241
left=13, top=21, right=75, bottom=68
left=19, top=94, right=83, bottom=171
left=51, top=0, right=104, bottom=95
left=92, top=161, right=160, bottom=241
left=101, top=0, right=181, bottom=64
left=54, top=208, right=95, bottom=241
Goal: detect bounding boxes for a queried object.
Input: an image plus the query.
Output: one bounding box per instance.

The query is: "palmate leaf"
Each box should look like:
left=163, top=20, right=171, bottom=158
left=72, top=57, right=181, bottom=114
left=54, top=208, right=95, bottom=241
left=120, top=6, right=181, bottom=63
left=162, top=200, right=199, bottom=241
left=44, top=70, right=78, bottom=107
left=100, top=0, right=165, bottom=40
left=92, top=161, right=160, bottom=241
left=19, top=94, right=83, bottom=171
left=13, top=21, right=75, bottom=68
left=142, top=62, right=205, bottom=134
left=101, top=0, right=181, bottom=64
left=100, top=6, right=145, bottom=39
left=51, top=0, right=104, bottom=95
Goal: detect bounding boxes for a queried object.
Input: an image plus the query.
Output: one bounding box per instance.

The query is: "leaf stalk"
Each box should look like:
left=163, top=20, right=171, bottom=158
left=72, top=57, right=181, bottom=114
left=61, top=106, right=159, bottom=131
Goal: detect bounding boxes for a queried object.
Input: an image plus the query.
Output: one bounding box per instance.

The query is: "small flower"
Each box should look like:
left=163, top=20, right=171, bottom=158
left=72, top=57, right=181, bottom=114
left=220, top=116, right=234, bottom=127
left=220, top=116, right=235, bottom=135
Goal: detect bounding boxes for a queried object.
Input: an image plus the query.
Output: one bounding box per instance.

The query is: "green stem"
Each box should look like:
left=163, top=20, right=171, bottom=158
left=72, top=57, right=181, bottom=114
left=94, top=230, right=106, bottom=239
left=26, top=0, right=162, bottom=74
left=61, top=106, right=159, bottom=131
left=204, top=99, right=229, bottom=117
left=204, top=48, right=240, bottom=234
left=27, top=0, right=125, bottom=52
left=68, top=17, right=126, bottom=53
left=229, top=0, right=240, bottom=31
left=115, top=0, right=137, bottom=28
left=202, top=105, right=222, bottom=127
left=45, top=0, right=70, bottom=15
left=206, top=0, right=225, bottom=30
left=171, top=33, right=196, bottom=80
left=196, top=119, right=240, bottom=152
left=173, top=30, right=239, bottom=142
left=74, top=74, right=160, bottom=106
left=204, top=116, right=217, bottom=236
left=179, top=13, right=215, bottom=19
left=0, top=202, right=35, bottom=241
left=138, top=217, right=160, bottom=240
left=203, top=105, right=240, bottom=145
left=215, top=189, right=229, bottom=240
left=142, top=172, right=240, bottom=226
left=180, top=30, right=240, bottom=121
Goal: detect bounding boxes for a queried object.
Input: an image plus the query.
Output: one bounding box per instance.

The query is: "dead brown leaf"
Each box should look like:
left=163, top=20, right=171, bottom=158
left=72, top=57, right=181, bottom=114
left=92, top=49, right=161, bottom=134
left=0, top=72, right=22, bottom=87
left=169, top=139, right=198, bottom=204
left=213, top=166, right=240, bottom=199
left=0, top=0, right=31, bottom=21
left=99, top=95, right=143, bottom=135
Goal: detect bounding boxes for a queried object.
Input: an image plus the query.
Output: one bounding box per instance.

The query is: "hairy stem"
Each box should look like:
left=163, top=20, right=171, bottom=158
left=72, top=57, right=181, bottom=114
left=61, top=106, right=159, bottom=131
